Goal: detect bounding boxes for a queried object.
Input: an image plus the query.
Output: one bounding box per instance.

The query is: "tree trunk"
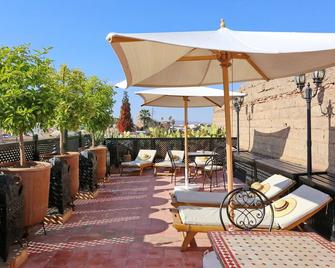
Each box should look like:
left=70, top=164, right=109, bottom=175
left=19, top=133, right=26, bottom=167
left=91, top=133, right=95, bottom=148
left=60, top=129, right=65, bottom=155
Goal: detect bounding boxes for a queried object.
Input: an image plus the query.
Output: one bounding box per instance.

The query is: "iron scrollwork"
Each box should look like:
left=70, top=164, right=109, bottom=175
left=219, top=187, right=274, bottom=231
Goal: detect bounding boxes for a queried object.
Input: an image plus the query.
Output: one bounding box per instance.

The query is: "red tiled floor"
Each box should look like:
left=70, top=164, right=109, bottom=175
left=23, top=169, right=236, bottom=267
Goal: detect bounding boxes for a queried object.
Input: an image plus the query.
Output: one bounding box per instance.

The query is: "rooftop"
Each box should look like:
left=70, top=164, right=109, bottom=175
left=22, top=170, right=239, bottom=268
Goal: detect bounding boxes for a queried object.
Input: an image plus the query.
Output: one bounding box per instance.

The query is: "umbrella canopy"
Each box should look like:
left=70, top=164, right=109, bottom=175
left=107, top=25, right=335, bottom=87
left=135, top=86, right=246, bottom=189
left=135, top=86, right=246, bottom=107
left=107, top=21, right=335, bottom=192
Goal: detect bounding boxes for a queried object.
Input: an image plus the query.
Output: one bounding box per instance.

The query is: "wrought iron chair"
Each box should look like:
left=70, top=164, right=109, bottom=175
left=219, top=187, right=274, bottom=231
left=167, top=150, right=178, bottom=184
left=203, top=145, right=226, bottom=191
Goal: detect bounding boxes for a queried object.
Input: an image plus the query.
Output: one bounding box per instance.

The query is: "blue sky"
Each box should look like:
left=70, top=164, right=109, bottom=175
left=1, top=0, right=335, bottom=124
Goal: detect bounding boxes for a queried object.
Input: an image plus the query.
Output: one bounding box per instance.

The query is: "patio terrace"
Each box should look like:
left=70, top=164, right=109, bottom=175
left=22, top=170, right=237, bottom=268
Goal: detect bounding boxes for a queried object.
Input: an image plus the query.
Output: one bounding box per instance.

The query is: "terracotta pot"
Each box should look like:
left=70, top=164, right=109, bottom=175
left=88, top=146, right=107, bottom=179
left=0, top=161, right=51, bottom=227
left=56, top=152, right=80, bottom=198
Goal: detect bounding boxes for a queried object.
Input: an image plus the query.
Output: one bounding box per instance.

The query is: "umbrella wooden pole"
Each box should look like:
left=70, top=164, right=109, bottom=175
left=183, top=97, right=189, bottom=188
left=220, top=59, right=234, bottom=193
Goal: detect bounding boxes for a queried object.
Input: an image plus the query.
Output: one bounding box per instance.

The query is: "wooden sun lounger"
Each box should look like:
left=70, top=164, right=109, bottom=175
left=170, top=180, right=296, bottom=208
left=120, top=162, right=154, bottom=176
left=170, top=196, right=332, bottom=251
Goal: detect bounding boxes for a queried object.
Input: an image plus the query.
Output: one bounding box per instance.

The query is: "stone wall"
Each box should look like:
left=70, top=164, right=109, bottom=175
left=212, top=67, right=335, bottom=174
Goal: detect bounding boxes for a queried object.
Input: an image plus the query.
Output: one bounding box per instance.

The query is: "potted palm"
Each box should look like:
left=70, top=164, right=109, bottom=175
left=0, top=45, right=54, bottom=227
left=82, top=76, right=114, bottom=179
left=49, top=65, right=88, bottom=198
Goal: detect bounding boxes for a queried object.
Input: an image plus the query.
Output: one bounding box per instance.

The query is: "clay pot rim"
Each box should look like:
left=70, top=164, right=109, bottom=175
left=55, top=151, right=80, bottom=158
left=0, top=161, right=51, bottom=172
left=87, top=146, right=107, bottom=151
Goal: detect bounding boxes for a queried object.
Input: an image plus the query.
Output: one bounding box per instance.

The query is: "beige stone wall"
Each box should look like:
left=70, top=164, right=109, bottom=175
left=213, top=67, right=335, bottom=174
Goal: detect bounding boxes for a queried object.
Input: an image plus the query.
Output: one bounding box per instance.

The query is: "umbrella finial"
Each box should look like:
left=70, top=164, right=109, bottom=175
left=220, top=18, right=225, bottom=28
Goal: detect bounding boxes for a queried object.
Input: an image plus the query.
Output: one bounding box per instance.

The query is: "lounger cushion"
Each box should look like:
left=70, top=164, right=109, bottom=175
left=173, top=174, right=294, bottom=205
left=274, top=184, right=331, bottom=229
left=203, top=251, right=222, bottom=268
left=135, top=149, right=156, bottom=162
left=121, top=160, right=152, bottom=167
left=154, top=160, right=185, bottom=168
left=178, top=206, right=278, bottom=229
left=174, top=191, right=227, bottom=205
left=154, top=160, right=173, bottom=167
left=204, top=165, right=223, bottom=171
left=121, top=149, right=156, bottom=168
left=260, top=174, right=294, bottom=199
left=189, top=162, right=205, bottom=168
left=163, top=150, right=184, bottom=163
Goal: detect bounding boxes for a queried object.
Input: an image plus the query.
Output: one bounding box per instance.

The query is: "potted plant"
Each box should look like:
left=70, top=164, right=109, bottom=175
left=0, top=45, right=54, bottom=227
left=82, top=76, right=115, bottom=179
left=49, top=64, right=88, bottom=198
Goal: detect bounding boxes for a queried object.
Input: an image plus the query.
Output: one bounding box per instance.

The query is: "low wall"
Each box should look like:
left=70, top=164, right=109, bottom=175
left=213, top=67, right=335, bottom=174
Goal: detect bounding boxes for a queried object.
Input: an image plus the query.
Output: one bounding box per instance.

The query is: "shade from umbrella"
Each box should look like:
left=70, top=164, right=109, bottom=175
left=107, top=20, right=335, bottom=192
left=136, top=87, right=246, bottom=188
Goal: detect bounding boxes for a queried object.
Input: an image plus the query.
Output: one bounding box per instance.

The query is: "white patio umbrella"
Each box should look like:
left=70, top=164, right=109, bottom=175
left=107, top=20, right=335, bottom=192
left=135, top=86, right=246, bottom=189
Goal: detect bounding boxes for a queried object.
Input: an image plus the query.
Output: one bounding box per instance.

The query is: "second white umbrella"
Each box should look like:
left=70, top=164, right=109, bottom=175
left=136, top=86, right=246, bottom=189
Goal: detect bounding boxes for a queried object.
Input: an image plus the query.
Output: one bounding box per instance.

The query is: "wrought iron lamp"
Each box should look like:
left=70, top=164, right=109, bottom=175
left=294, top=70, right=326, bottom=178
left=317, top=80, right=335, bottom=117
left=233, top=96, right=245, bottom=153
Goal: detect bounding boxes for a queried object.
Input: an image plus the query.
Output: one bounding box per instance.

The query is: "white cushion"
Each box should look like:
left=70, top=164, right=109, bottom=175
left=179, top=206, right=222, bottom=226
left=178, top=185, right=331, bottom=230
left=155, top=160, right=185, bottom=168
left=204, top=165, right=223, bottom=171
left=154, top=160, right=173, bottom=167
left=163, top=150, right=184, bottom=163
left=274, top=184, right=331, bottom=229
left=203, top=251, right=222, bottom=268
left=174, top=191, right=227, bottom=205
left=134, top=149, right=156, bottom=162
left=189, top=162, right=206, bottom=168
left=261, top=174, right=295, bottom=199
left=173, top=174, right=294, bottom=205
left=121, top=160, right=151, bottom=167
left=178, top=205, right=277, bottom=229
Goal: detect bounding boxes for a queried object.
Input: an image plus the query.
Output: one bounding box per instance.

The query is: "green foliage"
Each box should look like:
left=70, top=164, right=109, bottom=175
left=112, top=124, right=225, bottom=138
left=0, top=45, right=55, bottom=136
left=139, top=109, right=151, bottom=129
left=138, top=109, right=159, bottom=129
left=49, top=65, right=88, bottom=132
left=188, top=125, right=226, bottom=138
left=82, top=76, right=115, bottom=146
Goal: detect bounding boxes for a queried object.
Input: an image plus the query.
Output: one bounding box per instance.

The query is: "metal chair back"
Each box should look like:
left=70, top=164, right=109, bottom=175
left=167, top=150, right=177, bottom=171
left=204, top=145, right=226, bottom=171
left=219, top=187, right=274, bottom=231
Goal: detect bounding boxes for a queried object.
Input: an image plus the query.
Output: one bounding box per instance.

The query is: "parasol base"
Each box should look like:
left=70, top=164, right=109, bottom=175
left=174, top=183, right=200, bottom=192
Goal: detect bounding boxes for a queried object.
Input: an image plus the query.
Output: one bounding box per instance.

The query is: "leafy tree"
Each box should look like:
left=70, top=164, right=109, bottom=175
left=139, top=109, right=152, bottom=129
left=82, top=76, right=115, bottom=147
left=0, top=45, right=55, bottom=166
left=49, top=65, right=88, bottom=154
left=117, top=91, right=134, bottom=132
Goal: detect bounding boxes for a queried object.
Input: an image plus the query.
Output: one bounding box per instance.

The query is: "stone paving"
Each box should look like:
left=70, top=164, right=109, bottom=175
left=22, top=170, right=235, bottom=268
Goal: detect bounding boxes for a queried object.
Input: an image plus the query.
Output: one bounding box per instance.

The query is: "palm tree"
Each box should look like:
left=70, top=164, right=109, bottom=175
left=139, top=109, right=152, bottom=129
